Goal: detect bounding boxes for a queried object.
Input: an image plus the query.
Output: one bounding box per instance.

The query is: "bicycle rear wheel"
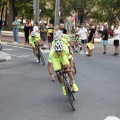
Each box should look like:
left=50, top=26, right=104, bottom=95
left=64, top=77, right=75, bottom=111
left=40, top=51, right=45, bottom=65
left=37, top=49, right=40, bottom=63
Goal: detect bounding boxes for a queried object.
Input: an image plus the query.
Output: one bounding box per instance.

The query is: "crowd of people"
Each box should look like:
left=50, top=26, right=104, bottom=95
left=0, top=16, right=119, bottom=57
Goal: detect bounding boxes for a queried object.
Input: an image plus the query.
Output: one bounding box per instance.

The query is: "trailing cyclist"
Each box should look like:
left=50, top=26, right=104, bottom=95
left=47, top=40, right=79, bottom=96
left=29, top=31, right=43, bottom=62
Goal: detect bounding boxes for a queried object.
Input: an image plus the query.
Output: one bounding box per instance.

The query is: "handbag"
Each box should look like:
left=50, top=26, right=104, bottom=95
left=87, top=42, right=95, bottom=50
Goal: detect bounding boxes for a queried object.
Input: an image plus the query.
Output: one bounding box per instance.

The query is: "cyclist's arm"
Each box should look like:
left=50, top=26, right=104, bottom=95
left=48, top=50, right=55, bottom=80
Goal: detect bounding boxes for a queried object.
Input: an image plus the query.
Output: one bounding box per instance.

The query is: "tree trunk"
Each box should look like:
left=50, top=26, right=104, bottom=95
left=7, top=0, right=13, bottom=29
left=1, top=6, right=4, bottom=20
left=4, top=6, right=8, bottom=26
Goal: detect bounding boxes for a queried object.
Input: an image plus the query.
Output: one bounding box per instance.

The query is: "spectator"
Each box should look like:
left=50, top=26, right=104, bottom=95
left=54, top=25, right=62, bottom=35
left=98, top=24, right=103, bottom=36
left=0, top=18, right=4, bottom=41
left=60, top=23, right=67, bottom=34
left=33, top=22, right=39, bottom=33
left=24, top=19, right=32, bottom=45
left=78, top=23, right=88, bottom=54
left=113, top=24, right=120, bottom=56
left=12, top=16, right=20, bottom=43
left=101, top=24, right=108, bottom=55
left=39, top=22, right=47, bottom=47
left=47, top=24, right=54, bottom=49
left=87, top=24, right=95, bottom=56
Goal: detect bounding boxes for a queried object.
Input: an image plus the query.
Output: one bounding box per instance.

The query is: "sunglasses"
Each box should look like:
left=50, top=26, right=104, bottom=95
left=55, top=51, right=62, bottom=53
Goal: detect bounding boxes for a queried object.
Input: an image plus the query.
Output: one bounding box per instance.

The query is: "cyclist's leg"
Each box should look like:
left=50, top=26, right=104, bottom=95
left=61, top=55, right=79, bottom=92
left=29, top=42, right=36, bottom=55
left=52, top=58, right=66, bottom=95
left=52, top=58, right=63, bottom=82
left=29, top=42, right=38, bottom=61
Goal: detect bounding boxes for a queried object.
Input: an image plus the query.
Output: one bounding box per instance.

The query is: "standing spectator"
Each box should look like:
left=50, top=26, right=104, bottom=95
left=24, top=19, right=31, bottom=45
left=47, top=24, right=54, bottom=49
left=54, top=25, right=62, bottom=35
left=39, top=22, right=47, bottom=47
left=113, top=24, right=120, bottom=56
left=60, top=23, right=67, bottom=34
left=0, top=18, right=4, bottom=41
left=66, top=16, right=73, bottom=34
left=33, top=22, right=39, bottom=33
left=12, top=16, right=20, bottom=43
left=98, top=24, right=103, bottom=36
left=78, top=23, right=88, bottom=54
left=101, top=24, right=108, bottom=55
left=87, top=24, right=95, bottom=56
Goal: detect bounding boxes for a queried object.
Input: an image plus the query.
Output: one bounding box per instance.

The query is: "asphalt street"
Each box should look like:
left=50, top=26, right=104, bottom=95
left=0, top=43, right=120, bottom=120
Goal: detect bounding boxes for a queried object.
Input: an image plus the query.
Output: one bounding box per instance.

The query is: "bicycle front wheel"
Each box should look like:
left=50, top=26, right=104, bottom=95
left=40, top=52, right=45, bottom=65
left=37, top=49, right=40, bottom=63
left=64, top=77, right=75, bottom=111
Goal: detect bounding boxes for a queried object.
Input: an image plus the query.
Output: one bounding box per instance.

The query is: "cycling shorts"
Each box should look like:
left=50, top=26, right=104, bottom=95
left=52, top=55, right=70, bottom=71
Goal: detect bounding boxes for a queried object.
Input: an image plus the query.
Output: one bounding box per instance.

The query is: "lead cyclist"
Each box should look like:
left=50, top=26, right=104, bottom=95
left=47, top=40, right=79, bottom=96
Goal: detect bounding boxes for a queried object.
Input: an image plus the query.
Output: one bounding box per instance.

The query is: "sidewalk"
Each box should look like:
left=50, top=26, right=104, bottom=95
left=0, top=51, right=11, bottom=62
left=2, top=30, right=24, bottom=37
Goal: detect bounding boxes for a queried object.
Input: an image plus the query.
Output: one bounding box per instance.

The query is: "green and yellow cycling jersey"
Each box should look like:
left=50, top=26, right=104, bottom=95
left=48, top=44, right=72, bottom=63
left=29, top=35, right=40, bottom=47
left=61, top=34, right=70, bottom=42
left=52, top=37, right=69, bottom=47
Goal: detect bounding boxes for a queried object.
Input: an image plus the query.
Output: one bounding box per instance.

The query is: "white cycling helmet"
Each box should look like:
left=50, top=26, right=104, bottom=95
left=31, top=31, right=36, bottom=36
left=54, top=31, right=63, bottom=40
left=54, top=40, right=63, bottom=52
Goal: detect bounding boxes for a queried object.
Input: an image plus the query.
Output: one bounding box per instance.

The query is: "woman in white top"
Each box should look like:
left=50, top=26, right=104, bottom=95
left=113, top=24, right=120, bottom=56
left=33, top=22, right=39, bottom=34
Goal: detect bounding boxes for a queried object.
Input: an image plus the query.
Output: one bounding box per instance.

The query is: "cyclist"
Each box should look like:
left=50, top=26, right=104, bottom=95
left=29, top=31, right=43, bottom=62
left=47, top=40, right=79, bottom=96
left=52, top=33, right=73, bottom=54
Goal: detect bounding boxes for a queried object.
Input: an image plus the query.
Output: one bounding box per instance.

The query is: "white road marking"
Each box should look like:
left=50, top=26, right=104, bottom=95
left=7, top=53, right=33, bottom=58
left=3, top=44, right=50, bottom=53
left=3, top=48, right=15, bottom=51
left=7, top=54, right=21, bottom=58
left=104, top=116, right=120, bottom=120
left=20, top=54, right=33, bottom=58
left=3, top=44, right=32, bottom=50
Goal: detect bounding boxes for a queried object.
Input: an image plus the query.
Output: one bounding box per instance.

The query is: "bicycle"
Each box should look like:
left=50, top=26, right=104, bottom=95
left=34, top=42, right=45, bottom=65
left=55, top=70, right=76, bottom=111
left=69, top=35, right=82, bottom=52
left=0, top=43, right=2, bottom=50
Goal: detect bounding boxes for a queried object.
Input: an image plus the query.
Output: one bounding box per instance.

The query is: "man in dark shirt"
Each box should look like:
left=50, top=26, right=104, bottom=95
left=101, top=24, right=108, bottom=55
left=0, top=19, right=3, bottom=41
left=87, top=24, right=95, bottom=56
left=60, top=23, right=67, bottom=34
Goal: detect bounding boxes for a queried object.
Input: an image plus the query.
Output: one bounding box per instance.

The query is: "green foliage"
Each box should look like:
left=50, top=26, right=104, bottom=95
left=1, top=0, right=120, bottom=29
